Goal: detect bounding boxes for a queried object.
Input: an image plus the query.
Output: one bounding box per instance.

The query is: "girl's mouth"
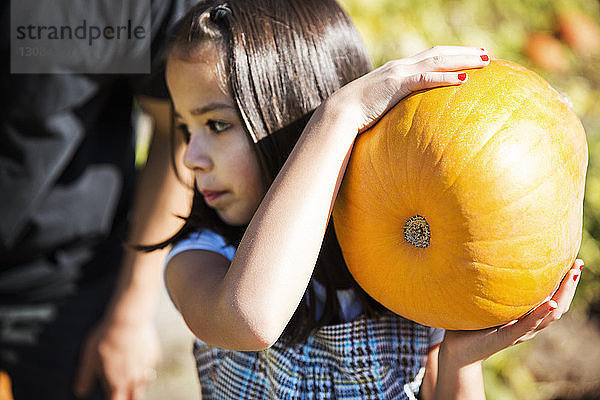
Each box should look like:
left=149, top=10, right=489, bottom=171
left=201, top=190, right=227, bottom=204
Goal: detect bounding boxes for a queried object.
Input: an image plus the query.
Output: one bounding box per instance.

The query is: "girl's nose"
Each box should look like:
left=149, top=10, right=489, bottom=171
left=183, top=135, right=213, bottom=171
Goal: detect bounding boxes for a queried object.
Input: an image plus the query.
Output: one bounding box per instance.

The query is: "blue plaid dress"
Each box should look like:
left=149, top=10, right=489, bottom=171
left=166, top=231, right=442, bottom=399
left=193, top=313, right=438, bottom=399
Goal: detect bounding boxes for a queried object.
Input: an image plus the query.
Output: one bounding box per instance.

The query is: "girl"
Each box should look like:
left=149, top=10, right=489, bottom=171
left=155, top=0, right=583, bottom=398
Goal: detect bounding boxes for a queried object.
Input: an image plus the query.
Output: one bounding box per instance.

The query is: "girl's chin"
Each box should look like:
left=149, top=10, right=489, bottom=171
left=217, top=209, right=252, bottom=227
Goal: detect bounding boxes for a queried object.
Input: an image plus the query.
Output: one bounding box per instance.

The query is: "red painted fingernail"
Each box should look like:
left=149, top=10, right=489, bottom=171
left=573, top=272, right=580, bottom=282
left=548, top=300, right=558, bottom=310
left=458, top=72, right=467, bottom=81
left=481, top=55, right=489, bottom=62
left=480, top=48, right=486, bottom=51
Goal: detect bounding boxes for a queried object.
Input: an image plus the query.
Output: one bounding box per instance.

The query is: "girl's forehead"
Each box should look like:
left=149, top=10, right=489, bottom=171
left=167, top=45, right=221, bottom=84
left=166, top=56, right=214, bottom=87
left=166, top=44, right=235, bottom=118
left=166, top=42, right=230, bottom=94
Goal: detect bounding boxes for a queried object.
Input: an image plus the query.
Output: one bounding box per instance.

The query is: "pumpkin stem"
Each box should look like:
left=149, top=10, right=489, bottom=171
left=404, top=215, right=430, bottom=248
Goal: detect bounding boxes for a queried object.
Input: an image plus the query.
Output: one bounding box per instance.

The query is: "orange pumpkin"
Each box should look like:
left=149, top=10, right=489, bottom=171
left=332, top=60, right=588, bottom=330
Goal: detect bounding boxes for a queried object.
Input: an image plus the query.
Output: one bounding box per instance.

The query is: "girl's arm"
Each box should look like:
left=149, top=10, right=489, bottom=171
left=419, top=344, right=440, bottom=400
left=420, top=344, right=485, bottom=400
left=428, top=259, right=583, bottom=400
left=166, top=46, right=490, bottom=351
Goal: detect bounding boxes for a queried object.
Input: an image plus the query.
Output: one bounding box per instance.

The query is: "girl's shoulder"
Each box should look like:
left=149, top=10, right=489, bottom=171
left=165, top=229, right=236, bottom=265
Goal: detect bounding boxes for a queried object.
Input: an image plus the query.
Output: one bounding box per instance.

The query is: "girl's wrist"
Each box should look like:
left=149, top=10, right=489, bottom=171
left=317, top=94, right=364, bottom=139
left=436, top=343, right=485, bottom=400
left=438, top=339, right=482, bottom=370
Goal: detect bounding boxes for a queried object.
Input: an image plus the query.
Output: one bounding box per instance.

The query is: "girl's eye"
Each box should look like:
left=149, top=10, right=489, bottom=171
left=207, top=120, right=231, bottom=133
left=176, top=123, right=191, bottom=144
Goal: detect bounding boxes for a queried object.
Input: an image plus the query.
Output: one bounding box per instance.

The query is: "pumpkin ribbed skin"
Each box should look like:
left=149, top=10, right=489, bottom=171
left=332, top=60, right=588, bottom=330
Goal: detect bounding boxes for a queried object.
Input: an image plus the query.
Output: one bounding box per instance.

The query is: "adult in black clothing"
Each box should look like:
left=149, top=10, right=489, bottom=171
left=0, top=1, right=193, bottom=398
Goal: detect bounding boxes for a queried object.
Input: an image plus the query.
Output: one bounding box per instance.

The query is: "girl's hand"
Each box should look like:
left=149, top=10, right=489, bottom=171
left=440, top=259, right=584, bottom=367
left=325, top=45, right=490, bottom=134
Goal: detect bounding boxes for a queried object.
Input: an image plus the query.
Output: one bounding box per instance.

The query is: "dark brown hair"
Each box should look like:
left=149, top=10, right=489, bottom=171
left=152, top=0, right=386, bottom=342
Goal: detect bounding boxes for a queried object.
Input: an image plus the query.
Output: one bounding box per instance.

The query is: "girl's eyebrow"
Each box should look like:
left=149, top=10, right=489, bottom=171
left=174, top=102, right=236, bottom=118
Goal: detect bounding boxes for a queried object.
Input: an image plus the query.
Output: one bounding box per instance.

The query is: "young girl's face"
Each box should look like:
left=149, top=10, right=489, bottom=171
left=166, top=44, right=267, bottom=226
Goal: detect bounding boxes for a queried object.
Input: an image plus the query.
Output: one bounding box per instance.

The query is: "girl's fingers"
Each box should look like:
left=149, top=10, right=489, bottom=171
left=345, top=45, right=491, bottom=134
left=553, top=259, right=583, bottom=313
left=406, top=53, right=490, bottom=74
left=402, top=71, right=471, bottom=93
left=383, top=46, right=490, bottom=94
left=494, top=300, right=557, bottom=348
left=443, top=259, right=584, bottom=365
left=536, top=259, right=583, bottom=330
left=398, top=45, right=488, bottom=64
left=509, top=259, right=583, bottom=338
left=516, top=300, right=558, bottom=344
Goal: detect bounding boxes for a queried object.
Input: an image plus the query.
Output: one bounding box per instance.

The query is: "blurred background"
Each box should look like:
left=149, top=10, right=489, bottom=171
left=144, top=0, right=600, bottom=399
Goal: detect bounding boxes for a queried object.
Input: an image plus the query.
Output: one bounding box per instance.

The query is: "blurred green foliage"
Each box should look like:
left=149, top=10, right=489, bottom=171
left=338, top=0, right=600, bottom=398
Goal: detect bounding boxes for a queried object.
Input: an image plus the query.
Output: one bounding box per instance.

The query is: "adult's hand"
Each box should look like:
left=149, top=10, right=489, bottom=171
left=74, top=317, right=161, bottom=400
